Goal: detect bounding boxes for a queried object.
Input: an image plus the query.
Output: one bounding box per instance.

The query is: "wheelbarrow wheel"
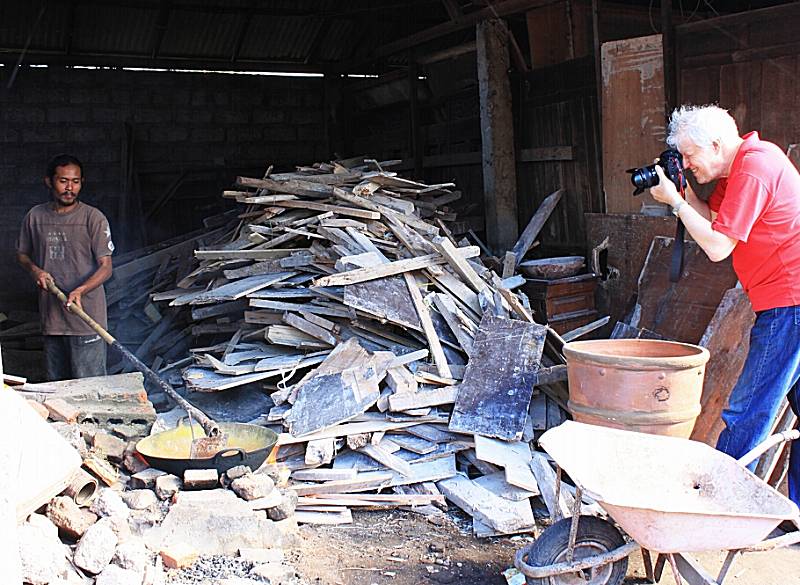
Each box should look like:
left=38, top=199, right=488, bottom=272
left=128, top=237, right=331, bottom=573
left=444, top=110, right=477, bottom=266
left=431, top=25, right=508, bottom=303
left=522, top=516, right=628, bottom=585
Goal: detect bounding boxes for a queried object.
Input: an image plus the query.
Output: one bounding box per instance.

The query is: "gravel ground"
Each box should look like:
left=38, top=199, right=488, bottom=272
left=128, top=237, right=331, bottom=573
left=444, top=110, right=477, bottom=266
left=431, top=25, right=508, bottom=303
left=165, top=555, right=259, bottom=583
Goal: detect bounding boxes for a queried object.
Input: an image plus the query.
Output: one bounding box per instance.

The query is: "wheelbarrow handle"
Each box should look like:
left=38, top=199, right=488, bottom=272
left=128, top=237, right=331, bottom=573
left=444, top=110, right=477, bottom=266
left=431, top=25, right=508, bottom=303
left=738, top=429, right=800, bottom=468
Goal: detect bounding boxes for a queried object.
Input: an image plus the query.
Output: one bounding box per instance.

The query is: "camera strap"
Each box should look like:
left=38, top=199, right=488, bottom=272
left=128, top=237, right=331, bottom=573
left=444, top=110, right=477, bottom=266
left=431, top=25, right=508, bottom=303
left=669, top=173, right=687, bottom=282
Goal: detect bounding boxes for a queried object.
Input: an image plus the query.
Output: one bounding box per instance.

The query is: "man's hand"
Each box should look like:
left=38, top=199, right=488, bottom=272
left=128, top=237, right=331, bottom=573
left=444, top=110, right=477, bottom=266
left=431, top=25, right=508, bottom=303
left=649, top=164, right=683, bottom=208
left=33, top=268, right=54, bottom=291
left=66, top=287, right=86, bottom=310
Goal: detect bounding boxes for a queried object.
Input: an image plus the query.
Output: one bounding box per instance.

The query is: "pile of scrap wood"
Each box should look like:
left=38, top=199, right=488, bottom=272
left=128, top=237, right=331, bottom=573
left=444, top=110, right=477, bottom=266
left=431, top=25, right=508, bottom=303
left=140, top=157, right=580, bottom=533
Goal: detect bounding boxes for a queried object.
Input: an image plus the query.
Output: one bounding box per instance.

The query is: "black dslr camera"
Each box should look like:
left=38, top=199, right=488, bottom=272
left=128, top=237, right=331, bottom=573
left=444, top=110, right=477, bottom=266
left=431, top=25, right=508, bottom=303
left=627, top=149, right=686, bottom=196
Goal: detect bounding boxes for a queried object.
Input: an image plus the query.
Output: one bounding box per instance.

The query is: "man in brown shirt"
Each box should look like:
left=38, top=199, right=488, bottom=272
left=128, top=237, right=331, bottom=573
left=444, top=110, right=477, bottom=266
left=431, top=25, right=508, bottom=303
left=16, top=154, right=114, bottom=380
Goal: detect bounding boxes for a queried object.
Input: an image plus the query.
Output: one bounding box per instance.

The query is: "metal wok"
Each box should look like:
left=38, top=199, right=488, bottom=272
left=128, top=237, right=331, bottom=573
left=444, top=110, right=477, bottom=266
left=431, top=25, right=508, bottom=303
left=136, top=420, right=278, bottom=477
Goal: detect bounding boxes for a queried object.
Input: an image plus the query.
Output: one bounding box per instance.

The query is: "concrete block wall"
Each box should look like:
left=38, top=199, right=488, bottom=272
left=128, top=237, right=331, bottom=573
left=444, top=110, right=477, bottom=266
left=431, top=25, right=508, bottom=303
left=0, top=65, right=327, bottom=311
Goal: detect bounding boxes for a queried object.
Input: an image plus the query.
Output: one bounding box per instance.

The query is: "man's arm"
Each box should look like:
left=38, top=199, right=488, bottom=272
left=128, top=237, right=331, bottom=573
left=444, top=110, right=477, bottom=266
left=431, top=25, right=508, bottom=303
left=650, top=165, right=737, bottom=262
left=17, top=252, right=53, bottom=290
left=66, top=255, right=113, bottom=308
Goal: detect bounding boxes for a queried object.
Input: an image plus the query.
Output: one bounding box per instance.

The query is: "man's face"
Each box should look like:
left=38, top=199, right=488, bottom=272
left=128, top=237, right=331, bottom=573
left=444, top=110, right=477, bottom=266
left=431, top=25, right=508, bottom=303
left=677, top=138, right=725, bottom=184
left=45, top=163, right=83, bottom=207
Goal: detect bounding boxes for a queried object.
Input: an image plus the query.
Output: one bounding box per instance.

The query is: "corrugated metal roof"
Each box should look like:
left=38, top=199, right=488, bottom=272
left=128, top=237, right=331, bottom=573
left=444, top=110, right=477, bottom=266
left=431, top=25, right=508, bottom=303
left=0, top=0, right=456, bottom=70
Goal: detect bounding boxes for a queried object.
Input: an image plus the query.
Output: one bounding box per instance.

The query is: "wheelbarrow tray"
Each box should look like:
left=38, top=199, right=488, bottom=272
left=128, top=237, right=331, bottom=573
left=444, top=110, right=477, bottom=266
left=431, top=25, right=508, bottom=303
left=539, top=421, right=799, bottom=553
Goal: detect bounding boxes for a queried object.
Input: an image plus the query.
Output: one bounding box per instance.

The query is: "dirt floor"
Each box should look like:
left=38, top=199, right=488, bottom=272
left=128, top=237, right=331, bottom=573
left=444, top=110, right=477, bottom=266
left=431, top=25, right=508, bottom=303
left=289, top=509, right=800, bottom=585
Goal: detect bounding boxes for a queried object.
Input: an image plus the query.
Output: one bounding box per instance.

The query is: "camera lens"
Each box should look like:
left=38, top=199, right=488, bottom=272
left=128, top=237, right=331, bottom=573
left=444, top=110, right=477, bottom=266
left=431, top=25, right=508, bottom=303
left=630, top=164, right=659, bottom=190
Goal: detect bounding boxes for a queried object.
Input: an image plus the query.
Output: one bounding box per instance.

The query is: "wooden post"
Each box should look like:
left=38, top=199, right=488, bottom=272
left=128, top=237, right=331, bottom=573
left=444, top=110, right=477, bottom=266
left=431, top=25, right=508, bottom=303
left=661, top=0, right=677, bottom=118
left=408, top=58, right=423, bottom=178
left=476, top=19, right=518, bottom=253
left=324, top=73, right=345, bottom=158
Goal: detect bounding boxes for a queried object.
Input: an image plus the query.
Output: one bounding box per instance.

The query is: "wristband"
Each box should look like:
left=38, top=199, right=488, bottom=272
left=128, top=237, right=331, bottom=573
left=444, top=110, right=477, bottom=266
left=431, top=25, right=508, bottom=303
left=672, top=200, right=687, bottom=216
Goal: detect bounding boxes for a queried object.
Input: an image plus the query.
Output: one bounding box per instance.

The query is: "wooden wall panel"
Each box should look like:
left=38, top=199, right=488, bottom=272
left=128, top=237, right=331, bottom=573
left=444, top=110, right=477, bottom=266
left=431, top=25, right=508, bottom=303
left=601, top=34, right=667, bottom=214
left=677, top=3, right=800, bottom=164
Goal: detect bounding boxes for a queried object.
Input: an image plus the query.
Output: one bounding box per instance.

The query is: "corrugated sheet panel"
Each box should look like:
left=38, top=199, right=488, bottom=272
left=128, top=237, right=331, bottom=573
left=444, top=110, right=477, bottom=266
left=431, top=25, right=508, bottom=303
left=72, top=5, right=157, bottom=55
left=159, top=9, right=240, bottom=59
left=0, top=3, right=70, bottom=52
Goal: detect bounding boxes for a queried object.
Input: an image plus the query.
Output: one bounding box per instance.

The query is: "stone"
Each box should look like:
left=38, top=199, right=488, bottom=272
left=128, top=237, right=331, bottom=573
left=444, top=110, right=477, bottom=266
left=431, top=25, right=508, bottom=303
left=122, top=489, right=158, bottom=510
left=159, top=543, right=198, bottom=569
left=122, top=450, right=150, bottom=474
left=272, top=517, right=301, bottom=547
left=93, top=432, right=127, bottom=461
left=26, top=512, right=59, bottom=539
left=184, top=468, right=218, bottom=489
left=106, top=514, right=133, bottom=543
left=154, top=474, right=181, bottom=500
left=27, top=399, right=50, bottom=419
left=18, top=519, right=70, bottom=585
left=44, top=397, right=80, bottom=423
left=231, top=473, right=274, bottom=501
left=51, top=422, right=89, bottom=457
left=239, top=548, right=284, bottom=564
left=95, top=564, right=143, bottom=585
left=143, top=557, right=166, bottom=585
left=249, top=562, right=296, bottom=583
left=266, top=489, right=297, bottom=521
left=74, top=517, right=119, bottom=574
left=130, top=468, right=167, bottom=489
left=47, top=496, right=97, bottom=539
left=247, top=490, right=282, bottom=510
left=144, top=489, right=282, bottom=556
left=226, top=465, right=252, bottom=481
left=113, top=539, right=150, bottom=572
left=91, top=487, right=131, bottom=520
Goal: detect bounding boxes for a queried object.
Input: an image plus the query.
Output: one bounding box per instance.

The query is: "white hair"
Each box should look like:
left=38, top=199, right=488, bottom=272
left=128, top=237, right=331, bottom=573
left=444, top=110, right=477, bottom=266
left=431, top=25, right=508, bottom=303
left=666, top=104, right=740, bottom=150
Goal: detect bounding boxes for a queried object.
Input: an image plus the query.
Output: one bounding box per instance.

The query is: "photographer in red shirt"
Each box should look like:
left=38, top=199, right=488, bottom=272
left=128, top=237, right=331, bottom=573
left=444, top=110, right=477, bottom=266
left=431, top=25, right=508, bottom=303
left=650, top=105, right=800, bottom=521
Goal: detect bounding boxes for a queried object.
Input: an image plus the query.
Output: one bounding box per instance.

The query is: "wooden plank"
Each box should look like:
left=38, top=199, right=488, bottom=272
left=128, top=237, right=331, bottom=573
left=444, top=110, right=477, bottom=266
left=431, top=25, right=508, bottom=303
left=431, top=293, right=475, bottom=355
left=188, top=272, right=296, bottom=305
left=235, top=175, right=334, bottom=198
left=385, top=366, right=418, bottom=394
left=249, top=299, right=353, bottom=318
left=285, top=341, right=381, bottom=436
left=510, top=189, right=563, bottom=264
left=183, top=354, right=327, bottom=392
left=282, top=313, right=337, bottom=346
left=404, top=272, right=452, bottom=379
left=386, top=433, right=438, bottom=455
left=195, top=248, right=309, bottom=261
left=473, top=435, right=539, bottom=494
left=388, top=386, right=457, bottom=411
left=437, top=474, right=535, bottom=534
left=292, top=469, right=358, bottom=482
left=449, top=315, right=546, bottom=440
left=314, top=248, right=480, bottom=287
left=529, top=451, right=573, bottom=521
left=294, top=509, right=354, bottom=525
left=633, top=237, right=738, bottom=344
left=473, top=471, right=537, bottom=502
left=431, top=237, right=487, bottom=293
left=358, top=444, right=413, bottom=477
left=277, top=420, right=421, bottom=446
left=690, top=287, right=755, bottom=446
left=269, top=199, right=380, bottom=220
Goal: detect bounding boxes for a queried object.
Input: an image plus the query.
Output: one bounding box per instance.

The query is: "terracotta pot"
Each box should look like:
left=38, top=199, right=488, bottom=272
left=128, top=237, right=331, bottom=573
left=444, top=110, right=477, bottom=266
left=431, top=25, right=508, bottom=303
left=564, top=339, right=710, bottom=438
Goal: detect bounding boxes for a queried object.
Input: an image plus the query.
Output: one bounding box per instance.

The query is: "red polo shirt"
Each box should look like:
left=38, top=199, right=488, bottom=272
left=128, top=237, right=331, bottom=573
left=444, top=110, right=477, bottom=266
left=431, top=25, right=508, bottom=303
left=708, top=132, right=800, bottom=311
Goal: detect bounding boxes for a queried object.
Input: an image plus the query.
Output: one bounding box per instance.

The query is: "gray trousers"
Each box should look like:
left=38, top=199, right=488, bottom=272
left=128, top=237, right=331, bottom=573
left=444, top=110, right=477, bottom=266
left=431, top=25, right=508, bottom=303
left=43, top=335, right=107, bottom=381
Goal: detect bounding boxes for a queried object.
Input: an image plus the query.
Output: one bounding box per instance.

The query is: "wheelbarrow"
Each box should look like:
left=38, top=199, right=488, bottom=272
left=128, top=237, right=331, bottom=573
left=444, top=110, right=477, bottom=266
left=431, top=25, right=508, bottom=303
left=514, top=421, right=800, bottom=584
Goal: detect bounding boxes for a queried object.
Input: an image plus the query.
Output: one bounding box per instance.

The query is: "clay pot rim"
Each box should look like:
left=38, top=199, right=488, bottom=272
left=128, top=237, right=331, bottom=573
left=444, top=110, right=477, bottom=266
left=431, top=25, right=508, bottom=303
left=563, top=339, right=710, bottom=369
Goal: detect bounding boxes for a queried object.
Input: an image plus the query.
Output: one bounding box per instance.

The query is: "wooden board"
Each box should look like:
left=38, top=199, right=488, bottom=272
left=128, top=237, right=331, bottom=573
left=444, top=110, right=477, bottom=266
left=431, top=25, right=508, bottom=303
left=633, top=236, right=738, bottom=344
left=285, top=341, right=381, bottom=436
left=437, top=474, right=535, bottom=534
left=690, top=287, right=755, bottom=446
left=601, top=33, right=667, bottom=214
left=448, top=315, right=546, bottom=440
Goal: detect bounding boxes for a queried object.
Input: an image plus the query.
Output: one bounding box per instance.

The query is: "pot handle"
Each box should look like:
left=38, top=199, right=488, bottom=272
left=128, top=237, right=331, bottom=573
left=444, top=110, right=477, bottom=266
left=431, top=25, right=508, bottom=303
left=212, top=448, right=246, bottom=464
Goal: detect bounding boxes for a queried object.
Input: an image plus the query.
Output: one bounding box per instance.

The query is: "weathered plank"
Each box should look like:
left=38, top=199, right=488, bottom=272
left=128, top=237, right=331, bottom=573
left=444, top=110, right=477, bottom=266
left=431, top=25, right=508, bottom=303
left=438, top=474, right=535, bottom=534
left=449, top=315, right=546, bottom=440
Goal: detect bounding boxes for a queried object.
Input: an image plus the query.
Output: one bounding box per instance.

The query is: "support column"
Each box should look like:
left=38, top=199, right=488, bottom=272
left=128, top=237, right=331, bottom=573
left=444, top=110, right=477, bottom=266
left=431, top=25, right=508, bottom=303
left=476, top=19, right=518, bottom=253
left=408, top=59, right=423, bottom=179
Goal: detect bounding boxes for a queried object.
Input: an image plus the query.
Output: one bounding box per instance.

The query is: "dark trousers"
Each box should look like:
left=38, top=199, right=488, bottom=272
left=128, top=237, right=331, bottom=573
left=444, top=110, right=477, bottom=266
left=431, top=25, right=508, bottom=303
left=716, top=305, right=800, bottom=506
left=43, top=334, right=107, bottom=381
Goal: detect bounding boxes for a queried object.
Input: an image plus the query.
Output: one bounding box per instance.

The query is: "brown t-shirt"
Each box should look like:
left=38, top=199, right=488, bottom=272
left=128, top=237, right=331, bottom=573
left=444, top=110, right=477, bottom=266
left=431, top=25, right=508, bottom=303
left=16, top=202, right=114, bottom=335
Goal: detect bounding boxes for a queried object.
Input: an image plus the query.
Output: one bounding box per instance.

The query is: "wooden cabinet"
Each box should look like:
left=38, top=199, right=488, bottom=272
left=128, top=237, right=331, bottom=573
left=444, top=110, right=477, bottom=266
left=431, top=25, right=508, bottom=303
left=521, top=273, right=599, bottom=334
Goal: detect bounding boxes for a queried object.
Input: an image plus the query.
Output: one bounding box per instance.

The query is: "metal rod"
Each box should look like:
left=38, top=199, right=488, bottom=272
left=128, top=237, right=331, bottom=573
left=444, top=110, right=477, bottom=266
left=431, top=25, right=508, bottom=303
left=738, top=429, right=800, bottom=467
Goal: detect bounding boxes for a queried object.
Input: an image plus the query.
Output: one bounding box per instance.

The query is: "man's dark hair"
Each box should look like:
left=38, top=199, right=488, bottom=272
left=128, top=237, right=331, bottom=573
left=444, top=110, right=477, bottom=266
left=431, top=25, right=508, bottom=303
left=46, top=154, right=83, bottom=179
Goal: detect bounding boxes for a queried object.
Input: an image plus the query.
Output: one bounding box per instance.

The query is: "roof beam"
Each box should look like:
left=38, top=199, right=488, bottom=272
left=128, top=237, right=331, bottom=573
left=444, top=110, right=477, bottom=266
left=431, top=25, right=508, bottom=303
left=341, top=0, right=556, bottom=71
left=150, top=0, right=171, bottom=59
left=230, top=0, right=256, bottom=63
